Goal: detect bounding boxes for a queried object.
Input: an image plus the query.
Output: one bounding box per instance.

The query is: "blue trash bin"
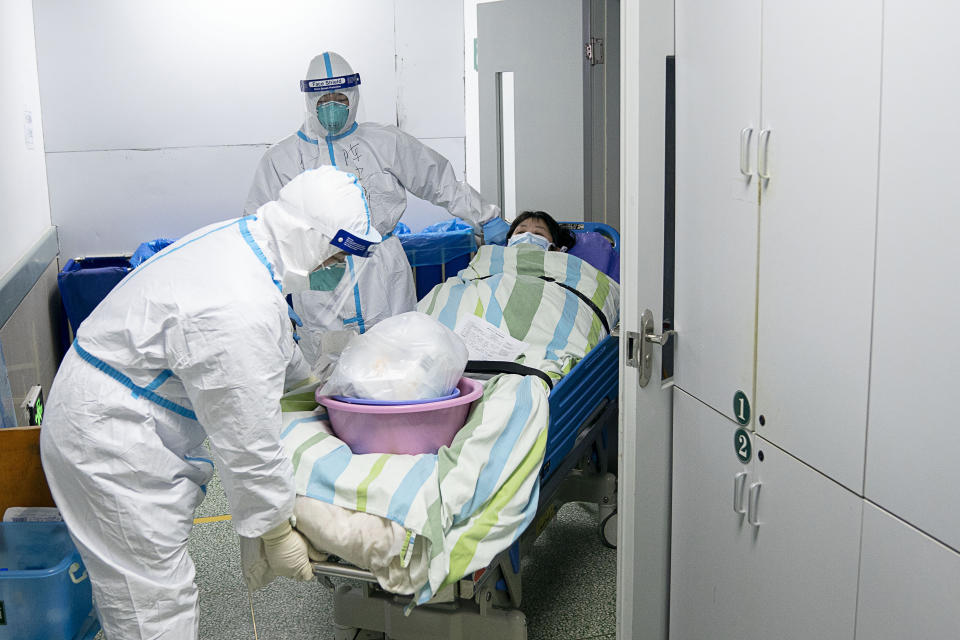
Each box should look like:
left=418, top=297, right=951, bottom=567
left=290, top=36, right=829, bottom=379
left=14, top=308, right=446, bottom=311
left=397, top=218, right=477, bottom=300
left=57, top=239, right=175, bottom=336
left=57, top=256, right=131, bottom=336
left=0, top=521, right=98, bottom=640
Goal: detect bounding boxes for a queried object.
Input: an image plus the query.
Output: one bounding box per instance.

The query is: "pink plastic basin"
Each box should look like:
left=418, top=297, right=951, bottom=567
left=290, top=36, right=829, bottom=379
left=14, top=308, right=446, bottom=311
left=316, top=377, right=483, bottom=455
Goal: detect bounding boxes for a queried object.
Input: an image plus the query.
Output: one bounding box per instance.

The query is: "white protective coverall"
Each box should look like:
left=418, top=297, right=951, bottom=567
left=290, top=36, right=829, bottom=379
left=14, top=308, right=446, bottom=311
left=245, top=51, right=498, bottom=365
left=40, top=167, right=380, bottom=640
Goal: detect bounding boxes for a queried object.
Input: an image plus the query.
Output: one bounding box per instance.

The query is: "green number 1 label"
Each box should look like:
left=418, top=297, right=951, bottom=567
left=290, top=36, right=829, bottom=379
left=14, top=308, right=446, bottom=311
left=733, top=390, right=751, bottom=426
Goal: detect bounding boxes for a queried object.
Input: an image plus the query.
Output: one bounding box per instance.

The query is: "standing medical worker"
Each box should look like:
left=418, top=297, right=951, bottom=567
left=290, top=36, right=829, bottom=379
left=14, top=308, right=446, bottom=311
left=40, top=167, right=380, bottom=640
left=245, top=51, right=498, bottom=364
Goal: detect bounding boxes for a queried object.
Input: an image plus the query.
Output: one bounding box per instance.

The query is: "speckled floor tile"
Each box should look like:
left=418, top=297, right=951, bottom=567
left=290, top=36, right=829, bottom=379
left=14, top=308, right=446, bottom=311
left=521, top=502, right=617, bottom=640
left=97, top=478, right=616, bottom=640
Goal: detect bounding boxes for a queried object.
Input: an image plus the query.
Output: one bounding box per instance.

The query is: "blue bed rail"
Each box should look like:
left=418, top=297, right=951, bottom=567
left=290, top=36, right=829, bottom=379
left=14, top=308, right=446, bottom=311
left=403, top=220, right=620, bottom=298
left=398, top=220, right=621, bottom=484
left=542, top=334, right=618, bottom=482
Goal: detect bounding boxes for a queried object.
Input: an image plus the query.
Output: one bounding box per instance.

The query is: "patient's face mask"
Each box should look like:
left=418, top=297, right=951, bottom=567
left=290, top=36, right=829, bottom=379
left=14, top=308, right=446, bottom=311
left=317, top=101, right=349, bottom=134
left=309, top=261, right=347, bottom=291
left=507, top=231, right=554, bottom=251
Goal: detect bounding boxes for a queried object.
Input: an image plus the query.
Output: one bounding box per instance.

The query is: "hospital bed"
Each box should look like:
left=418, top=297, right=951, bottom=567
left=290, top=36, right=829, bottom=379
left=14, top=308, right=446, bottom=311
left=303, top=223, right=620, bottom=640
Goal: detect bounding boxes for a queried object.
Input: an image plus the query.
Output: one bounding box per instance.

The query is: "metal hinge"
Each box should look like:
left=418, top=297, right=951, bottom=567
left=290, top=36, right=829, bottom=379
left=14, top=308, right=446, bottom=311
left=585, top=37, right=604, bottom=65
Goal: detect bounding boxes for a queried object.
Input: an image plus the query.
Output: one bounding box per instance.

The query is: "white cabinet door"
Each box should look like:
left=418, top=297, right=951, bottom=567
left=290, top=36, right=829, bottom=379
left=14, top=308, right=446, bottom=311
left=856, top=503, right=960, bottom=639
left=749, top=436, right=862, bottom=640
left=671, top=390, right=861, bottom=640
left=754, top=0, right=882, bottom=493
left=674, top=0, right=761, bottom=424
left=865, top=0, right=960, bottom=551
left=670, top=389, right=759, bottom=640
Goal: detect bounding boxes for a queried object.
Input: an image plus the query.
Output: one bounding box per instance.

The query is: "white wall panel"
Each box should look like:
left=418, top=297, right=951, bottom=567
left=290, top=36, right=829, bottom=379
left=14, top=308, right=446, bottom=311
left=47, top=146, right=267, bottom=260
left=34, top=1, right=469, bottom=258
left=857, top=503, right=960, bottom=639
left=1, top=0, right=51, bottom=279
left=33, top=0, right=398, bottom=151
left=395, top=0, right=465, bottom=139
left=865, top=0, right=960, bottom=551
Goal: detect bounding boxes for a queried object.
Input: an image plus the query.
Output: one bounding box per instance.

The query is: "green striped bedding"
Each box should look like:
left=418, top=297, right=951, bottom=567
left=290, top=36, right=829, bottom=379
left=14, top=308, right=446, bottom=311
left=276, top=247, right=620, bottom=604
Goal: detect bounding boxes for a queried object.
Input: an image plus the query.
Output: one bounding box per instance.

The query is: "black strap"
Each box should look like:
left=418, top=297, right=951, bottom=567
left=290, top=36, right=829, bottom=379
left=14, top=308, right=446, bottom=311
left=465, top=361, right=554, bottom=390
left=538, top=277, right=611, bottom=334
left=469, top=274, right=611, bottom=335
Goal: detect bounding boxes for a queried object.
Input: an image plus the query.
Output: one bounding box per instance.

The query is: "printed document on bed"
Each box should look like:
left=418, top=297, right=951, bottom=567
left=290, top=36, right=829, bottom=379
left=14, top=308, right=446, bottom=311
left=454, top=315, right=529, bottom=361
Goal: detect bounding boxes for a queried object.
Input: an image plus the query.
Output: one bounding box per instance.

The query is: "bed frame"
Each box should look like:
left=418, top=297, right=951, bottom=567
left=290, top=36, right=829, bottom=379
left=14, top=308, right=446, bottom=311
left=313, top=223, right=620, bottom=640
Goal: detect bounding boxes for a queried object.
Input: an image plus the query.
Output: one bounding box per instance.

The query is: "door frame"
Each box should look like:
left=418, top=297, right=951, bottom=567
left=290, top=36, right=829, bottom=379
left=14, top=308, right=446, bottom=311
left=617, top=2, right=675, bottom=639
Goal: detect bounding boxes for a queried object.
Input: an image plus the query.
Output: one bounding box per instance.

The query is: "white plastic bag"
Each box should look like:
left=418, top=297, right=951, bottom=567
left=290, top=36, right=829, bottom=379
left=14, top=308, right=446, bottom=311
left=319, top=311, right=468, bottom=401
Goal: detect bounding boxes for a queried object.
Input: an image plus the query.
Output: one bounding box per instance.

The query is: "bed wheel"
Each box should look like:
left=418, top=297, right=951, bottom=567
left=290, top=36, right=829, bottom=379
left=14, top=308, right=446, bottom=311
left=600, top=508, right=617, bottom=549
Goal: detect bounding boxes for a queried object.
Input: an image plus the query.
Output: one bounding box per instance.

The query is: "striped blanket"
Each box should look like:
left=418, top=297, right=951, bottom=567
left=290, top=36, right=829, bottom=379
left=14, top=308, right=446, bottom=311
left=262, top=247, right=619, bottom=603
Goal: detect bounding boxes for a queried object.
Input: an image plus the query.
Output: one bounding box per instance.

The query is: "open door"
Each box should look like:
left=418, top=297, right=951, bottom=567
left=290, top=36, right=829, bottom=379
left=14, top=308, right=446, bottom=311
left=617, top=2, right=675, bottom=640
left=477, top=0, right=618, bottom=227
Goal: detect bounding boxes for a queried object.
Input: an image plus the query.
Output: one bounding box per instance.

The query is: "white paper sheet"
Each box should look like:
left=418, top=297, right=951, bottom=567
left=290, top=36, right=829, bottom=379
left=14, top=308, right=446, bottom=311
left=454, top=315, right=529, bottom=361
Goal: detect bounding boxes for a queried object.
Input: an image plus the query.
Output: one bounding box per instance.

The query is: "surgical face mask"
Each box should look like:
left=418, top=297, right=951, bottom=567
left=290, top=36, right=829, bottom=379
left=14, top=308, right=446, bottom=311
left=507, top=231, right=554, bottom=251
left=309, top=262, right=346, bottom=291
left=317, top=101, right=349, bottom=134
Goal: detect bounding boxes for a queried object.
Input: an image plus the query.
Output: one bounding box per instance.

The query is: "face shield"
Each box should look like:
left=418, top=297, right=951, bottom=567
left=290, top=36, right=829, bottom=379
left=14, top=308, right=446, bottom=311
left=301, top=52, right=361, bottom=138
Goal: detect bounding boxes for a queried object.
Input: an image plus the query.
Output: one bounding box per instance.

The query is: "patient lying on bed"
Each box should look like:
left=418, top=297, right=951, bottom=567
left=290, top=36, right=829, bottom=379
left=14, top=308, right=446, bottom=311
left=242, top=213, right=620, bottom=604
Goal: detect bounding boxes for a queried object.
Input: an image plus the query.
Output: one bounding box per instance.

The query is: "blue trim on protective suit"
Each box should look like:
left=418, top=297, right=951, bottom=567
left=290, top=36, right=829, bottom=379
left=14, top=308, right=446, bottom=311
left=346, top=172, right=372, bottom=233
left=185, top=455, right=214, bottom=469
left=238, top=217, right=282, bottom=292
left=326, top=139, right=337, bottom=166
left=72, top=340, right=198, bottom=421
left=341, top=255, right=366, bottom=334
left=133, top=369, right=173, bottom=398
left=74, top=214, right=289, bottom=425
left=297, top=129, right=318, bottom=145
left=323, top=52, right=333, bottom=77
left=117, top=217, right=252, bottom=290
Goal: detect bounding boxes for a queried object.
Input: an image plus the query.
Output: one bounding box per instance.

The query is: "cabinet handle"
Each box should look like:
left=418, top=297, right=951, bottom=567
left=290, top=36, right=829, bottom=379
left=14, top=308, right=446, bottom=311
left=758, top=129, right=772, bottom=180
left=747, top=482, right=762, bottom=527
left=733, top=472, right=748, bottom=514
left=739, top=127, right=754, bottom=176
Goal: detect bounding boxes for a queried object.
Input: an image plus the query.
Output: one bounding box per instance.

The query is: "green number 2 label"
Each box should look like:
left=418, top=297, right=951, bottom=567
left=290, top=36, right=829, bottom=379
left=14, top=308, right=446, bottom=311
left=733, top=390, right=751, bottom=426
left=735, top=428, right=752, bottom=464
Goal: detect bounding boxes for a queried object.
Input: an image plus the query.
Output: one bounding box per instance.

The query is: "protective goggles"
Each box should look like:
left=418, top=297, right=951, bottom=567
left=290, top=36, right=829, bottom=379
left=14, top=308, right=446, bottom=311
left=330, top=229, right=376, bottom=257
left=300, top=73, right=362, bottom=93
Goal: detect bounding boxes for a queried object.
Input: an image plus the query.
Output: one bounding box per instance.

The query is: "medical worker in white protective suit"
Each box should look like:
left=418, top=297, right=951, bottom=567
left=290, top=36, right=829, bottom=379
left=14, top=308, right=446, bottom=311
left=40, top=166, right=380, bottom=640
left=245, top=51, right=498, bottom=365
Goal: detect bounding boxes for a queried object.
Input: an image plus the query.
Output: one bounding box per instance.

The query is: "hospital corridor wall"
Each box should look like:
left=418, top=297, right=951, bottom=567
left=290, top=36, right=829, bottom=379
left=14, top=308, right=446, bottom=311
left=0, top=0, right=62, bottom=427
left=32, top=0, right=475, bottom=261
left=664, top=1, right=960, bottom=638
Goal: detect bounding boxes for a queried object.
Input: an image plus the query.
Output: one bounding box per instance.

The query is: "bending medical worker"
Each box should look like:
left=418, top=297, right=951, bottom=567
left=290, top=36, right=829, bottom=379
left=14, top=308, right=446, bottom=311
left=245, top=51, right=498, bottom=364
left=40, top=167, right=380, bottom=640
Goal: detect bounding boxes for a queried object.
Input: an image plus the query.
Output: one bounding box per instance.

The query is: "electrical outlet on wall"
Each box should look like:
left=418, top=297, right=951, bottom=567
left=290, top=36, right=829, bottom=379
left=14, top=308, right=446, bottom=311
left=23, top=110, right=35, bottom=150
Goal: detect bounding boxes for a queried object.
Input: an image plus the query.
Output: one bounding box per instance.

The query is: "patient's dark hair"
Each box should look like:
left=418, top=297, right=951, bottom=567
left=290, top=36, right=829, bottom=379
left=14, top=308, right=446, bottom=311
left=506, top=211, right=576, bottom=251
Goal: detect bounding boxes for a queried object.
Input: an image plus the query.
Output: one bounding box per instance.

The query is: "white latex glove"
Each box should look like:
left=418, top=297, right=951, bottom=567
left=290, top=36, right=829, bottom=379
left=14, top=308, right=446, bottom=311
left=260, top=520, right=315, bottom=582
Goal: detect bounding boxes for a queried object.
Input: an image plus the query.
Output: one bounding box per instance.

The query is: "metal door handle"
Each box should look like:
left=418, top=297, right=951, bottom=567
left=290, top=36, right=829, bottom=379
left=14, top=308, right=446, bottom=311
left=758, top=129, right=772, bottom=180
left=632, top=309, right=678, bottom=387
left=733, top=472, right=748, bottom=514
left=747, top=482, right=762, bottom=527
left=644, top=330, right=676, bottom=346
left=739, top=127, right=754, bottom=176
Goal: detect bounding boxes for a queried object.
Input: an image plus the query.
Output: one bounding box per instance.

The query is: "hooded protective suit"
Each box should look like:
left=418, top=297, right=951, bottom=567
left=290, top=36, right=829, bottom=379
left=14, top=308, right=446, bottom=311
left=245, top=51, right=498, bottom=364
left=40, top=166, right=379, bottom=640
